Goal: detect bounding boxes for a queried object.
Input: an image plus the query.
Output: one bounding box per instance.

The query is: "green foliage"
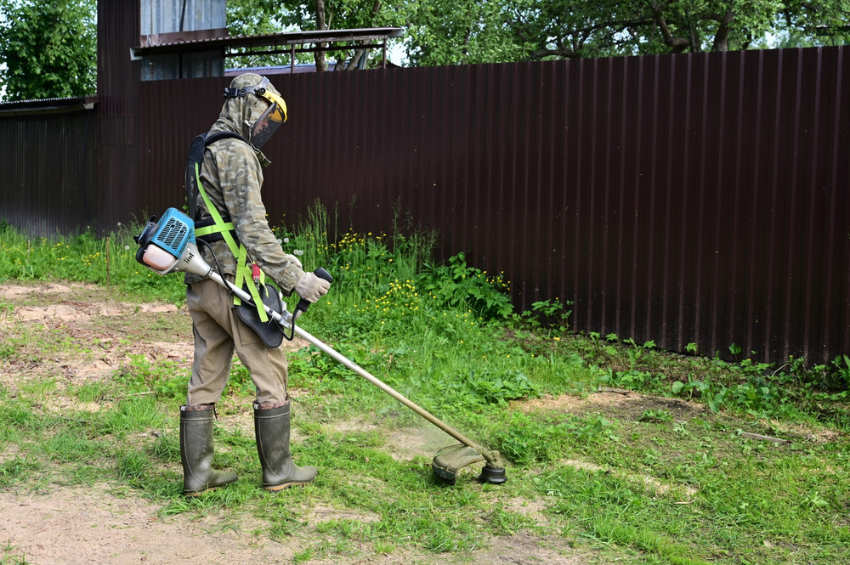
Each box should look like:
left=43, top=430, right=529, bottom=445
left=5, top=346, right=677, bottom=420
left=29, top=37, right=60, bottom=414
left=229, top=0, right=850, bottom=68
left=420, top=252, right=512, bottom=320
left=638, top=408, right=673, bottom=423
left=0, top=224, right=186, bottom=303
left=514, top=0, right=850, bottom=60
left=116, top=449, right=151, bottom=485
left=0, top=0, right=96, bottom=101
left=401, top=0, right=526, bottom=66
left=433, top=367, right=537, bottom=409
left=113, top=355, right=187, bottom=402
left=494, top=412, right=617, bottom=465
left=518, top=298, right=572, bottom=331
left=0, top=456, right=40, bottom=488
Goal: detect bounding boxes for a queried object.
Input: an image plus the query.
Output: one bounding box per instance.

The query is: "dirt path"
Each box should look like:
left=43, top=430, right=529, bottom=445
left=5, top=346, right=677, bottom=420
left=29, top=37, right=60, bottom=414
left=0, top=483, right=582, bottom=564
left=0, top=486, right=297, bottom=564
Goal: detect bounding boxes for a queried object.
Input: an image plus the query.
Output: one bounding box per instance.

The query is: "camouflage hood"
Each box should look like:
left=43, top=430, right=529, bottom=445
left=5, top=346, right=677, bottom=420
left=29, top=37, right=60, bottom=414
left=209, top=73, right=283, bottom=154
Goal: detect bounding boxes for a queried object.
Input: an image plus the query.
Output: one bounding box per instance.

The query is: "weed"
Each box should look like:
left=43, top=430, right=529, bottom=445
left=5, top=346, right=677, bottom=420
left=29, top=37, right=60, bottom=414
left=0, top=456, right=40, bottom=488
left=116, top=449, right=151, bottom=485
left=42, top=431, right=101, bottom=463
left=518, top=298, right=572, bottom=332
left=113, top=355, right=187, bottom=401
left=1, top=543, right=28, bottom=565
left=72, top=381, right=109, bottom=403
left=639, top=409, right=673, bottom=423
left=150, top=432, right=179, bottom=462
left=494, top=412, right=617, bottom=465
left=420, top=252, right=512, bottom=320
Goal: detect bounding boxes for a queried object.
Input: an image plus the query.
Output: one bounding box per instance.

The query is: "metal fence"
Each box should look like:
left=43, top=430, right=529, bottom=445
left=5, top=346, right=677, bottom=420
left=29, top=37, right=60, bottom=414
left=1, top=46, right=848, bottom=363
left=0, top=108, right=98, bottom=235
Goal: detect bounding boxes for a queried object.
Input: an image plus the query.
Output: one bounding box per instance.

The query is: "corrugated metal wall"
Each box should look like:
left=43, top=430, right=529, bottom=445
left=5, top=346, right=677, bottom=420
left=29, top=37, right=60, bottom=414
left=141, top=0, right=225, bottom=35
left=0, top=112, right=97, bottom=235
left=136, top=47, right=850, bottom=362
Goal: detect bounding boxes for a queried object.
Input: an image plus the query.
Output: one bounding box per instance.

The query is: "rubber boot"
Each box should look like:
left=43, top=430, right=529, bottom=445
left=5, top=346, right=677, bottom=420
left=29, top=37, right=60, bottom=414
left=180, top=406, right=238, bottom=496
left=253, top=401, right=317, bottom=490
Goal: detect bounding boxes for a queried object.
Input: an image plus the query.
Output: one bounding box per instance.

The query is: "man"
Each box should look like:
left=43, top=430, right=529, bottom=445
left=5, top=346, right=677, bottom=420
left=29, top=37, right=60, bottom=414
left=180, top=73, right=330, bottom=496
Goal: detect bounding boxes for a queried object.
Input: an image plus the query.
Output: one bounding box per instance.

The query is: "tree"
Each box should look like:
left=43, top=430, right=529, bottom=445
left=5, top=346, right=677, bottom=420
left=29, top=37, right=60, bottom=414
left=510, top=0, right=850, bottom=60
left=227, top=0, right=406, bottom=70
left=400, top=0, right=527, bottom=66
left=0, top=0, right=96, bottom=101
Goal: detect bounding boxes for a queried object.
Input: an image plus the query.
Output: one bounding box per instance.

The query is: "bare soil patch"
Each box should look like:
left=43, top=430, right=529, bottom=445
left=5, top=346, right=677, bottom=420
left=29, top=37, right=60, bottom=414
left=478, top=532, right=586, bottom=564
left=0, top=282, right=87, bottom=300
left=12, top=301, right=179, bottom=323
left=514, top=389, right=708, bottom=421
left=0, top=485, right=296, bottom=564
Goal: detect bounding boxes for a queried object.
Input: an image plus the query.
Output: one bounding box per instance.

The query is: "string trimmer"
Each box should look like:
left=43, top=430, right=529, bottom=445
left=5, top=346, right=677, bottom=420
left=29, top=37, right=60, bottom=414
left=134, top=208, right=507, bottom=485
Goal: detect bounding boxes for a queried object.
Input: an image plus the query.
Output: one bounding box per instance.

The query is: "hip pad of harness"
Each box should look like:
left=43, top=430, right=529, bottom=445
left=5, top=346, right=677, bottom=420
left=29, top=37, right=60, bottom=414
left=235, top=280, right=285, bottom=348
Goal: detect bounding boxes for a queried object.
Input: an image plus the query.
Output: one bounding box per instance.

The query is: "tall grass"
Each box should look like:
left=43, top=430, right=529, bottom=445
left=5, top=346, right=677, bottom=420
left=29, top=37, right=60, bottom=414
left=0, top=221, right=184, bottom=302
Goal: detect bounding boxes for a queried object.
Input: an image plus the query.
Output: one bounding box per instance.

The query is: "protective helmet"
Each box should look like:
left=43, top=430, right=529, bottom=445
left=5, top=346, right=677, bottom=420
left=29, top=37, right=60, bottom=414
left=222, top=73, right=288, bottom=149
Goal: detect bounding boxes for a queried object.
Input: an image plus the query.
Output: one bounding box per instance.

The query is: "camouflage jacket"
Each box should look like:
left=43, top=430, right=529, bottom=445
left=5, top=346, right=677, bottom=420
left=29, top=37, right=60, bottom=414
left=185, top=82, right=303, bottom=291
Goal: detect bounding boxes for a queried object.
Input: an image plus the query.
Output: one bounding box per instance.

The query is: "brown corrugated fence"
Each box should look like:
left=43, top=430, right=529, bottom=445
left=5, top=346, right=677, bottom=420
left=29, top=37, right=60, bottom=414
left=1, top=45, right=848, bottom=363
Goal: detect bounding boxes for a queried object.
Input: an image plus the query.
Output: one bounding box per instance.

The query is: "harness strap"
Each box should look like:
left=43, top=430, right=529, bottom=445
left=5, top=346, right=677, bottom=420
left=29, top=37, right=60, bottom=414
left=194, top=222, right=234, bottom=237
left=194, top=161, right=269, bottom=323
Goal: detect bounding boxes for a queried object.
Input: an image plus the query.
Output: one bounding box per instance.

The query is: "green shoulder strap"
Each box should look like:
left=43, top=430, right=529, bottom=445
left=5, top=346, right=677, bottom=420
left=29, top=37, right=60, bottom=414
left=194, top=162, right=269, bottom=323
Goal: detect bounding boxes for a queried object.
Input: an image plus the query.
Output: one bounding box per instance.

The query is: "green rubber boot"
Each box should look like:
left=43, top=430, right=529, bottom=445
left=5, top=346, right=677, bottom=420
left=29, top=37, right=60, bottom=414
left=180, top=406, right=238, bottom=496
left=254, top=401, right=317, bottom=490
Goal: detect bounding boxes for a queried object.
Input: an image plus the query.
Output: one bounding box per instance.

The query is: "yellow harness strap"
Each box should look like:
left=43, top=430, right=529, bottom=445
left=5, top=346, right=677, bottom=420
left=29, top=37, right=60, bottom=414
left=194, top=163, right=269, bottom=322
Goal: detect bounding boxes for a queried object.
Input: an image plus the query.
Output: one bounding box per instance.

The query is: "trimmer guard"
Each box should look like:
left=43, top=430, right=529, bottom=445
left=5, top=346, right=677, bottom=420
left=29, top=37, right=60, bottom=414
left=234, top=281, right=285, bottom=348
left=432, top=444, right=485, bottom=484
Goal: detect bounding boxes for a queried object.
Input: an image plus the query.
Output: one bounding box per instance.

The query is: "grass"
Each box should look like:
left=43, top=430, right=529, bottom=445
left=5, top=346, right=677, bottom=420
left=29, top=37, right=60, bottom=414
left=1, top=210, right=849, bottom=563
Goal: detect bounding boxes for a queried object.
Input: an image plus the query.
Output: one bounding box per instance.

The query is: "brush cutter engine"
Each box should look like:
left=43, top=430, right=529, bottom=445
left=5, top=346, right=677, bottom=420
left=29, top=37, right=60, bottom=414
left=133, top=208, right=211, bottom=278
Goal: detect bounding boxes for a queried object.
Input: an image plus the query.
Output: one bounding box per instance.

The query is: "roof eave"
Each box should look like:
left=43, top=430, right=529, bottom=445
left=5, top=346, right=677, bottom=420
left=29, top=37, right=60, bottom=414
left=132, top=27, right=404, bottom=58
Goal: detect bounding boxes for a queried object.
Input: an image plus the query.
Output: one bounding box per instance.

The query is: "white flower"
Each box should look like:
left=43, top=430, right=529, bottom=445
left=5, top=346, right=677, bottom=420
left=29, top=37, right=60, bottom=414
left=124, top=245, right=130, bottom=250
left=116, top=222, right=122, bottom=227
left=293, top=249, right=304, bottom=256
left=283, top=237, right=290, bottom=243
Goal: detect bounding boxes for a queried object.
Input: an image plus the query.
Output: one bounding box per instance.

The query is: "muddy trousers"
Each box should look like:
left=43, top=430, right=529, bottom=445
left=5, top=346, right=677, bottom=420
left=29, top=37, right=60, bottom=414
left=186, top=278, right=288, bottom=406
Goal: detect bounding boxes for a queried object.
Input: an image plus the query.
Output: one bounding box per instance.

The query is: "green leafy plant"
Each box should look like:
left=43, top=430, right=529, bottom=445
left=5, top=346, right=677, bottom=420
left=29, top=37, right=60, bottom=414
left=638, top=409, right=673, bottom=423
left=113, top=355, right=187, bottom=401
left=419, top=252, right=513, bottom=320
left=518, top=298, right=572, bottom=331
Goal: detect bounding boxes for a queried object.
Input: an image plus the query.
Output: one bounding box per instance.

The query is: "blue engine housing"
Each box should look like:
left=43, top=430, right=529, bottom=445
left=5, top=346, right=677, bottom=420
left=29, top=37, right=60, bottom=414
left=134, top=207, right=195, bottom=265
left=151, top=207, right=195, bottom=257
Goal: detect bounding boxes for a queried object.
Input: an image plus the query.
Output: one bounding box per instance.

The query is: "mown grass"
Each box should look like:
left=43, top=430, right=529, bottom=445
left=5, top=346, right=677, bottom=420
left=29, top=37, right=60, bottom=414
left=1, top=210, right=849, bottom=563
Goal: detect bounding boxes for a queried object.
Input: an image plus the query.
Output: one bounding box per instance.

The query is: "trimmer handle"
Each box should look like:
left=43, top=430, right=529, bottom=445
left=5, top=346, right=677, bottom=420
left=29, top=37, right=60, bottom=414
left=295, top=267, right=333, bottom=315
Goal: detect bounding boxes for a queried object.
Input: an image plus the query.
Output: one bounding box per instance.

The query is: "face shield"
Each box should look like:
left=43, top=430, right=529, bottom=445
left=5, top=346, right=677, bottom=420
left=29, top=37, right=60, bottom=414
left=224, top=76, right=288, bottom=148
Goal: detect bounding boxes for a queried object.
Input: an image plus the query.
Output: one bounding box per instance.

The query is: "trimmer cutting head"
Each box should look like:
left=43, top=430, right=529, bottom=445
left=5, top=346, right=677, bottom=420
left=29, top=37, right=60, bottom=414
left=432, top=444, right=507, bottom=485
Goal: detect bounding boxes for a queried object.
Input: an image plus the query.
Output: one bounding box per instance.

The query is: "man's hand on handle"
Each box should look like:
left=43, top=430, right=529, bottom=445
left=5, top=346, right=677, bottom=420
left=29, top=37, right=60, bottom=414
left=295, top=271, right=331, bottom=303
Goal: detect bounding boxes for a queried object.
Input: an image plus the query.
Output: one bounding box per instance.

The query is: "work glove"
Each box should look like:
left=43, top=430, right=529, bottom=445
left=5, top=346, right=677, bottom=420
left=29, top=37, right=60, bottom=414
left=294, top=271, right=331, bottom=303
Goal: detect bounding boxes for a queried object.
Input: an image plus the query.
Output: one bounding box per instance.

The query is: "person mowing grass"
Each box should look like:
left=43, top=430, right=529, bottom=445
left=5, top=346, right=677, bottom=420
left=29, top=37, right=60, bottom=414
left=180, top=73, right=330, bottom=496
